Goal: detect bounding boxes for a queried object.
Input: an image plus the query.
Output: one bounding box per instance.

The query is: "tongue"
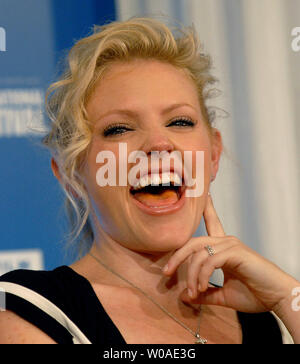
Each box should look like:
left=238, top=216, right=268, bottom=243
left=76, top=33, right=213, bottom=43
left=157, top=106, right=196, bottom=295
left=133, top=189, right=179, bottom=207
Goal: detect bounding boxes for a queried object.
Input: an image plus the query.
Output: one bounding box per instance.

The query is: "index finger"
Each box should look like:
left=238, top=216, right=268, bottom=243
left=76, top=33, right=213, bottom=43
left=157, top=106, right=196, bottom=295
left=203, top=194, right=225, bottom=237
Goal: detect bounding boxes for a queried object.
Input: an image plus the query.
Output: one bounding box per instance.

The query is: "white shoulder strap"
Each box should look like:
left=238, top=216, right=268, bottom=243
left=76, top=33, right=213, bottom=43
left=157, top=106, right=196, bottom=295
left=271, top=311, right=294, bottom=344
left=0, top=281, right=91, bottom=344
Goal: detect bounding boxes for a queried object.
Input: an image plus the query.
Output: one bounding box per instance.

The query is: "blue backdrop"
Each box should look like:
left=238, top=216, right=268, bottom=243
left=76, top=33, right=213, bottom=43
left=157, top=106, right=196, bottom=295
left=0, top=0, right=116, bottom=273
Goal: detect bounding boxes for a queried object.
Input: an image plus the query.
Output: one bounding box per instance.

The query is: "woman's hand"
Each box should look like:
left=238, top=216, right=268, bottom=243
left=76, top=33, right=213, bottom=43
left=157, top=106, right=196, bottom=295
left=163, top=194, right=299, bottom=315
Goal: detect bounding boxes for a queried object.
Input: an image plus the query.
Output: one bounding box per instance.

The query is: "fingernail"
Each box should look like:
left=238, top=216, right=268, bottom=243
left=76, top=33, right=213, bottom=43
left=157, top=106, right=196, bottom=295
left=188, top=288, right=194, bottom=298
left=162, top=264, right=169, bottom=273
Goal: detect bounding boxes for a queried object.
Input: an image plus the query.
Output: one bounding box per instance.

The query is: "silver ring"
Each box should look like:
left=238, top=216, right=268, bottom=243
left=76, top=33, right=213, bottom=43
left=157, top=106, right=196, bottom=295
left=205, top=245, right=215, bottom=257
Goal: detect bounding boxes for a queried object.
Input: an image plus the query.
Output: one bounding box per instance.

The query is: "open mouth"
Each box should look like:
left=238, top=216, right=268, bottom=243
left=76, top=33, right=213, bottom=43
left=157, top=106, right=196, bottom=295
left=129, top=172, right=185, bottom=209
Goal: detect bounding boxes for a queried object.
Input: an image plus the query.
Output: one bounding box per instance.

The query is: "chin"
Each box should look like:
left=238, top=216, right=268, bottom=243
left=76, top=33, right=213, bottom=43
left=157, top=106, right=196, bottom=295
left=139, top=231, right=193, bottom=254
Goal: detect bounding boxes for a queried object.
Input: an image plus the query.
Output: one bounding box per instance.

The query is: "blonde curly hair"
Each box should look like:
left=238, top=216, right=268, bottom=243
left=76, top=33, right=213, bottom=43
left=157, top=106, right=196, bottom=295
left=42, top=16, right=218, bottom=257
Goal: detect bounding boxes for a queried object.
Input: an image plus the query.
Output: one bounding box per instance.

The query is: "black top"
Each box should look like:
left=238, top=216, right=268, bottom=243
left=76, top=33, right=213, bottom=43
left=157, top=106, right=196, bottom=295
left=0, top=266, right=283, bottom=344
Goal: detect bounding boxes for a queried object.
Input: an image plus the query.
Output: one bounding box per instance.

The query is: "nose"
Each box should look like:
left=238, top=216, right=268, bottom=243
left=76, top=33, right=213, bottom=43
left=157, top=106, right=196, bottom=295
left=142, top=131, right=175, bottom=156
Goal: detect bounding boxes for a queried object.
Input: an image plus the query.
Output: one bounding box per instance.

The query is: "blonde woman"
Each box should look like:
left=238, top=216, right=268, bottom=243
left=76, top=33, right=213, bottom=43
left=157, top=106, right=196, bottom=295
left=0, top=17, right=299, bottom=344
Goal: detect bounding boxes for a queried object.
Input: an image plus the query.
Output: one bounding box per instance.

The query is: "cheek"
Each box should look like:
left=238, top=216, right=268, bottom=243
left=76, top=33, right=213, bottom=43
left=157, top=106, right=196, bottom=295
left=183, top=137, right=211, bottom=179
left=85, top=140, right=119, bottom=183
left=83, top=142, right=127, bottom=208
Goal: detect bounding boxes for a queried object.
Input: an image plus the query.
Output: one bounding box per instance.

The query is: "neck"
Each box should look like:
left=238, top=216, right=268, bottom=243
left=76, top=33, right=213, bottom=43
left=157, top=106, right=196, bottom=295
left=84, top=235, right=189, bottom=302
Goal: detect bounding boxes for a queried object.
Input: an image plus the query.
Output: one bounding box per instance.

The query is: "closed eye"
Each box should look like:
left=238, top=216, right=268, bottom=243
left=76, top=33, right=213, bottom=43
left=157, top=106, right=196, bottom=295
left=167, top=118, right=195, bottom=128
left=102, top=124, right=133, bottom=137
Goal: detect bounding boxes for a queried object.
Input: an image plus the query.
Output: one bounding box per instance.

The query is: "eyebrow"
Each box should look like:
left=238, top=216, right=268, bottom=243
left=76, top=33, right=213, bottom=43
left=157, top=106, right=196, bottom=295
left=95, top=103, right=197, bottom=121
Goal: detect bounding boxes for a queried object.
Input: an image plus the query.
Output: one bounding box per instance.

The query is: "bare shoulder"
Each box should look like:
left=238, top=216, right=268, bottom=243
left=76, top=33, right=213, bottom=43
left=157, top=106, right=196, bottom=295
left=0, top=310, right=56, bottom=344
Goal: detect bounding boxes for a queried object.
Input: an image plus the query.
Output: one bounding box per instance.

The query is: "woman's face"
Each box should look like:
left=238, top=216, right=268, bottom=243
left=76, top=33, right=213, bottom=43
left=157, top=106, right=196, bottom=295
left=84, top=59, right=222, bottom=254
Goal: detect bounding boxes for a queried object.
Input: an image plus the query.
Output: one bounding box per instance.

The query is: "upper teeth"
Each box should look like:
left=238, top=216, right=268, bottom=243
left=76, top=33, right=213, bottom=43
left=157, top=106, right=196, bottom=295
left=132, top=172, right=182, bottom=191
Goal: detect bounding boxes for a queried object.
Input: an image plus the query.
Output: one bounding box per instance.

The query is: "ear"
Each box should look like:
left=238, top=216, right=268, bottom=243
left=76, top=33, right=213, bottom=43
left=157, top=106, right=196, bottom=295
left=210, top=128, right=223, bottom=182
left=51, top=157, right=80, bottom=199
